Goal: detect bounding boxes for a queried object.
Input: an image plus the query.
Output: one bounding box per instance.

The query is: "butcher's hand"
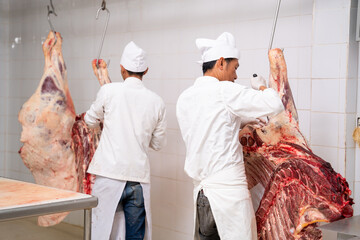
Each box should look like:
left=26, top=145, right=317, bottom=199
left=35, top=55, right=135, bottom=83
left=92, top=59, right=111, bottom=86
left=251, top=74, right=267, bottom=91
left=92, top=59, right=102, bottom=80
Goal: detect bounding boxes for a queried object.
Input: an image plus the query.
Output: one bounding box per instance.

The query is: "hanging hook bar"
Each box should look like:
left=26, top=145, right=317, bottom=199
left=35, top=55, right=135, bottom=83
left=95, top=0, right=110, bottom=67
left=101, top=0, right=106, bottom=10
left=268, top=0, right=281, bottom=51
left=47, top=0, right=57, bottom=44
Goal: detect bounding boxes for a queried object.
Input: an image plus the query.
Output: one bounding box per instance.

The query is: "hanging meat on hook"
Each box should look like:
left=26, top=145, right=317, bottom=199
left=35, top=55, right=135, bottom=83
left=72, top=0, right=111, bottom=189
left=18, top=29, right=110, bottom=226
left=72, top=59, right=111, bottom=194
left=18, top=31, right=77, bottom=226
left=240, top=48, right=353, bottom=239
left=70, top=0, right=111, bottom=195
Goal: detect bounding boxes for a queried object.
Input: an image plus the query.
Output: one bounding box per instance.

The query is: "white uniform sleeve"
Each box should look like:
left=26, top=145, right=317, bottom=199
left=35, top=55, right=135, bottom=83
left=149, top=102, right=167, bottom=151
left=84, top=85, right=107, bottom=129
left=221, top=82, right=284, bottom=119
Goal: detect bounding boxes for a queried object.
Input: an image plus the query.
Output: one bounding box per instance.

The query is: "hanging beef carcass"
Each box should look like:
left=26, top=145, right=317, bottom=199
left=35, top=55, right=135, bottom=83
left=18, top=30, right=109, bottom=225
left=72, top=59, right=111, bottom=194
left=240, top=48, right=353, bottom=239
left=18, top=32, right=77, bottom=226
left=71, top=113, right=100, bottom=195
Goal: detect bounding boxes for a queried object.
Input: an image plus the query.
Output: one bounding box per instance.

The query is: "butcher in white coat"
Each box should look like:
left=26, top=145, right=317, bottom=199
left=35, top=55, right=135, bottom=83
left=176, top=32, right=284, bottom=240
left=85, top=41, right=167, bottom=240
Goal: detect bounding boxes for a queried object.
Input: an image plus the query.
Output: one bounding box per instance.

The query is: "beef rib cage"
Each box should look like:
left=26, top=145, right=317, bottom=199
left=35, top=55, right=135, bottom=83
left=240, top=49, right=353, bottom=239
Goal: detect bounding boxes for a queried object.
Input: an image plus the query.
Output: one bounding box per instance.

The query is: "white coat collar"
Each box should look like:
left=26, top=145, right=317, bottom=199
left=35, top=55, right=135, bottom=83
left=194, top=76, right=219, bottom=86
left=123, top=77, right=144, bottom=86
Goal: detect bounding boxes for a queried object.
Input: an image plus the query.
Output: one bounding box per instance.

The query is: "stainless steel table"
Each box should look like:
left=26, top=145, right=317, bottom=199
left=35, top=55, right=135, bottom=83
left=0, top=177, right=98, bottom=240
left=318, top=215, right=360, bottom=240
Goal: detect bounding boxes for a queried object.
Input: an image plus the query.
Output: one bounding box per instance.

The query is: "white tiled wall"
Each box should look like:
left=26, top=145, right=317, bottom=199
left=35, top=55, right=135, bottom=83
left=0, top=0, right=9, bottom=177
left=347, top=0, right=359, bottom=216
left=0, top=0, right=358, bottom=238
left=356, top=0, right=360, bottom=215
left=310, top=0, right=357, bottom=195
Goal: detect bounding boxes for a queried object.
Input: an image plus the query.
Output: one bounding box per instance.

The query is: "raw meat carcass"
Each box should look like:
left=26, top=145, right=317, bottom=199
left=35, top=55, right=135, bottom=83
left=18, top=28, right=111, bottom=226
left=18, top=31, right=77, bottom=226
left=72, top=113, right=100, bottom=194
left=72, top=59, right=111, bottom=194
left=240, top=48, right=353, bottom=239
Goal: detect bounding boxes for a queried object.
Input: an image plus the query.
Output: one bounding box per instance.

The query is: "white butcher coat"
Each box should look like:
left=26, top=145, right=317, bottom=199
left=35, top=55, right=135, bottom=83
left=176, top=76, right=283, bottom=240
left=85, top=77, right=167, bottom=239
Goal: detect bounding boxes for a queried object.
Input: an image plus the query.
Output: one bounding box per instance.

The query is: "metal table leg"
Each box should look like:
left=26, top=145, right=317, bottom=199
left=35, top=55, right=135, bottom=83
left=84, top=209, right=92, bottom=240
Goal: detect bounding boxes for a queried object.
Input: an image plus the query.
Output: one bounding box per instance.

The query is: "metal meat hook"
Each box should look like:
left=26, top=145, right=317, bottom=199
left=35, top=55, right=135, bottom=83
left=268, top=0, right=281, bottom=51
left=95, top=0, right=110, bottom=68
left=47, top=0, right=57, bottom=45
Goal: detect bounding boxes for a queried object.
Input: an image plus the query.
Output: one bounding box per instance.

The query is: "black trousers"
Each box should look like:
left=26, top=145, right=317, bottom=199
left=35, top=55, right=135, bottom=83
left=197, top=190, right=221, bottom=240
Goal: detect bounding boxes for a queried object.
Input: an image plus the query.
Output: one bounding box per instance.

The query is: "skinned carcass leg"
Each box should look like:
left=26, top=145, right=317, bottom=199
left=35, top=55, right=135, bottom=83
left=72, top=59, right=111, bottom=194
left=240, top=49, right=353, bottom=239
left=18, top=31, right=77, bottom=226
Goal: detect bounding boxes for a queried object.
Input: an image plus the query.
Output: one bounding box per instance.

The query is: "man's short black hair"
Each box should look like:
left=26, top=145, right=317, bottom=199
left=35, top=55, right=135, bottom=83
left=126, top=69, right=146, bottom=78
left=202, top=58, right=236, bottom=74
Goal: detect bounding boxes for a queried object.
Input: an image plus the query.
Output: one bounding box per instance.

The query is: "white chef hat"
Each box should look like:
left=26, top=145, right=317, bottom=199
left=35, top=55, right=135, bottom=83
left=196, top=32, right=240, bottom=64
left=120, top=41, right=148, bottom=72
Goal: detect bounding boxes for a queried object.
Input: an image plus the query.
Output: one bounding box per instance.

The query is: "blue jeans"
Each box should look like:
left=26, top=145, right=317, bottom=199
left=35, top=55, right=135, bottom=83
left=197, top=190, right=220, bottom=240
left=117, top=181, right=146, bottom=240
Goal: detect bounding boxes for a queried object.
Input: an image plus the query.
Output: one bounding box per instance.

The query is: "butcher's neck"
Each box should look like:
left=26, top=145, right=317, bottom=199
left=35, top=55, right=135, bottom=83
left=125, top=76, right=142, bottom=81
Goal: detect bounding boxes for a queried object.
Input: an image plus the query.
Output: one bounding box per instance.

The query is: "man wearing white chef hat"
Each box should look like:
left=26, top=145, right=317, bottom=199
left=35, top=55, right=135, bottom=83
left=85, top=41, right=167, bottom=240
left=176, top=32, right=284, bottom=240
